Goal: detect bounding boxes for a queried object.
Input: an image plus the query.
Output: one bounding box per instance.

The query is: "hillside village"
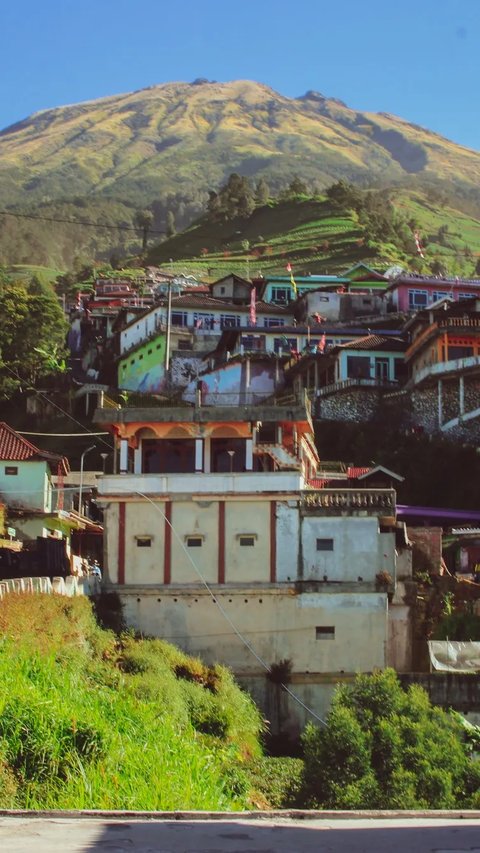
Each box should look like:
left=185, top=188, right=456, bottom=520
left=2, top=260, right=480, bottom=737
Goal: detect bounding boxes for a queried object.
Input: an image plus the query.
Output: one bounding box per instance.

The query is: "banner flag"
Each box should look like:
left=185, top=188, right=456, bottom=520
left=286, top=262, right=298, bottom=295
left=249, top=286, right=256, bottom=326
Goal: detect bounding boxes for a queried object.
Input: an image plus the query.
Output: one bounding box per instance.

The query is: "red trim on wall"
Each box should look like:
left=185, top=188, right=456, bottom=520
left=218, top=501, right=225, bottom=584
left=118, top=502, right=126, bottom=585
left=164, top=501, right=172, bottom=584
left=270, top=500, right=277, bottom=583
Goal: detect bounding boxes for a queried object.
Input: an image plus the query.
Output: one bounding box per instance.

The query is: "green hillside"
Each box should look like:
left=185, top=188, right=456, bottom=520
left=0, top=593, right=264, bottom=810
left=1, top=80, right=480, bottom=268
left=147, top=192, right=480, bottom=279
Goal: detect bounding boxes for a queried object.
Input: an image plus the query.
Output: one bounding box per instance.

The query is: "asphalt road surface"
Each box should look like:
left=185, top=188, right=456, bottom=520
left=1, top=816, right=480, bottom=853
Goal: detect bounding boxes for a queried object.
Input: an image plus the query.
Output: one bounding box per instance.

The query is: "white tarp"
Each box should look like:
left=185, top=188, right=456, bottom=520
left=428, top=640, right=480, bottom=673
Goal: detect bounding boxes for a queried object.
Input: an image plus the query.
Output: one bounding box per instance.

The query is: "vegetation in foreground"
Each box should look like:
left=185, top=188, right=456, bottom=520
left=0, top=596, right=478, bottom=811
left=301, top=669, right=480, bottom=809
left=0, top=594, right=265, bottom=810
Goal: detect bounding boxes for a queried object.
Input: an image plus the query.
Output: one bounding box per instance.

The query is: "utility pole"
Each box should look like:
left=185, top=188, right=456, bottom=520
left=165, top=278, right=172, bottom=371
left=78, top=445, right=96, bottom=515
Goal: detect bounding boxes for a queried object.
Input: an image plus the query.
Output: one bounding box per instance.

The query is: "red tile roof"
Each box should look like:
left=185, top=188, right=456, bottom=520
left=170, top=294, right=290, bottom=314
left=347, top=466, right=372, bottom=479
left=0, top=423, right=69, bottom=474
left=338, top=335, right=405, bottom=351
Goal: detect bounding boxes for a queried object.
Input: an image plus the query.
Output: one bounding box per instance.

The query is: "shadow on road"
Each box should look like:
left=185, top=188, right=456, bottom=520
left=83, top=818, right=480, bottom=853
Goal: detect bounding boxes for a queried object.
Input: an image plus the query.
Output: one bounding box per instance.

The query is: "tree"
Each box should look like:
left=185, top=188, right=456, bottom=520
left=474, top=257, right=480, bottom=277
left=166, top=210, right=176, bottom=239
left=325, top=180, right=362, bottom=212
left=134, top=209, right=154, bottom=251
left=288, top=176, right=308, bottom=196
left=301, top=669, right=480, bottom=809
left=255, top=178, right=270, bottom=206
left=205, top=174, right=255, bottom=221
left=0, top=276, right=68, bottom=398
left=430, top=258, right=448, bottom=276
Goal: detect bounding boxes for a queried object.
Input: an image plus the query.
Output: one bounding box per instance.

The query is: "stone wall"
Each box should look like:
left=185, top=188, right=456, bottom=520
left=316, top=389, right=381, bottom=422
left=399, top=672, right=480, bottom=713
left=408, top=527, right=443, bottom=574
left=337, top=374, right=480, bottom=445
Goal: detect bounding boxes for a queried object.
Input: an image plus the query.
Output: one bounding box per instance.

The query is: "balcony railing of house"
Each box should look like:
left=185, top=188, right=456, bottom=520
left=412, top=354, right=480, bottom=387
left=302, top=488, right=396, bottom=511
left=315, top=377, right=398, bottom=398
left=104, top=392, right=189, bottom=409
left=438, top=317, right=480, bottom=328
left=407, top=317, right=480, bottom=360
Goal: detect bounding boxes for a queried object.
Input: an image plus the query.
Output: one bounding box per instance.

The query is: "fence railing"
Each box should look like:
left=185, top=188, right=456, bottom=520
left=0, top=576, right=100, bottom=598
left=302, top=488, right=396, bottom=511
left=315, top=377, right=398, bottom=397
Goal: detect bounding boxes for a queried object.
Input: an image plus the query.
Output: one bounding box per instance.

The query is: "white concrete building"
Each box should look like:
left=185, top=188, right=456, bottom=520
left=95, top=396, right=408, bottom=733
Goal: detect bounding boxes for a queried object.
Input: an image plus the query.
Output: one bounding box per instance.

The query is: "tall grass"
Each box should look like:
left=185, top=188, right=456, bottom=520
left=0, top=595, right=263, bottom=810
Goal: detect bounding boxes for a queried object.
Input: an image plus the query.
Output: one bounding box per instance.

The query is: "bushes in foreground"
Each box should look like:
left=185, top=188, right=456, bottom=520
left=301, top=669, right=480, bottom=809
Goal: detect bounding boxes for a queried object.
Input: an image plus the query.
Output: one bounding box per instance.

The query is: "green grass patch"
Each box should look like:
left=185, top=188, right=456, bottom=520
left=0, top=595, right=264, bottom=810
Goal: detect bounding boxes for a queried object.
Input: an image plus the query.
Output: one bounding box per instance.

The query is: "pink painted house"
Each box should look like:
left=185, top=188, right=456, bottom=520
left=386, top=275, right=480, bottom=313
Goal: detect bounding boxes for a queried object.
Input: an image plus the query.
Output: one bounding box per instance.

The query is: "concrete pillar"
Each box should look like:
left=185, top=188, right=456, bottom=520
left=204, top=437, right=211, bottom=473
left=195, top=439, right=203, bottom=471
left=438, top=379, right=443, bottom=427
left=245, top=439, right=253, bottom=471
left=120, top=439, right=129, bottom=473
left=52, top=577, right=65, bottom=595
left=459, top=375, right=465, bottom=417
left=65, top=576, right=77, bottom=596
left=245, top=358, right=251, bottom=392
left=134, top=447, right=142, bottom=474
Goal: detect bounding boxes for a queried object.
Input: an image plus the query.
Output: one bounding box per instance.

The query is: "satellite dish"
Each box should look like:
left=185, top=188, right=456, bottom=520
left=384, top=265, right=404, bottom=280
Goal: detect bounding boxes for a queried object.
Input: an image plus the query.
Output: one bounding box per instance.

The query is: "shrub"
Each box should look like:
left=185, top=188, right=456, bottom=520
left=301, top=669, right=477, bottom=809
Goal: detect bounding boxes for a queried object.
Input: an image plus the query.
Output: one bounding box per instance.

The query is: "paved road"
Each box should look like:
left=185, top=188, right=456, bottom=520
left=1, top=816, right=480, bottom=853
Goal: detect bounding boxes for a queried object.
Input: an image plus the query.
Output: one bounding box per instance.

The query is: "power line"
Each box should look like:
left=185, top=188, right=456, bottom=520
left=18, top=431, right=109, bottom=437
left=0, top=209, right=166, bottom=235
left=135, top=490, right=327, bottom=727
left=2, top=364, right=114, bottom=452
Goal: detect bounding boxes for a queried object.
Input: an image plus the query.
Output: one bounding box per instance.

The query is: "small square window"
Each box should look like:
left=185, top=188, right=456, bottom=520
left=136, top=537, right=152, bottom=547
left=5, top=466, right=18, bottom=475
left=186, top=536, right=203, bottom=547
left=316, top=538, right=334, bottom=551
left=316, top=626, right=335, bottom=640
left=239, top=536, right=255, bottom=547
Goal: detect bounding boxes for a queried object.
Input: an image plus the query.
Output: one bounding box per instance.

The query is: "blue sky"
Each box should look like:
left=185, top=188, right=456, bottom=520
left=1, top=0, right=479, bottom=150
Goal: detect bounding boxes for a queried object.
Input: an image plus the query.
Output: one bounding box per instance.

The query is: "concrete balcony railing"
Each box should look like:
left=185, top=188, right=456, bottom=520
left=315, top=377, right=399, bottom=398
left=412, top=354, right=480, bottom=387
left=301, top=488, right=396, bottom=514
left=98, top=471, right=305, bottom=497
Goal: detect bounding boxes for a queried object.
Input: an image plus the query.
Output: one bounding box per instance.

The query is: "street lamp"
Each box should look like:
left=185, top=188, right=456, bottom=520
left=78, top=445, right=96, bottom=515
